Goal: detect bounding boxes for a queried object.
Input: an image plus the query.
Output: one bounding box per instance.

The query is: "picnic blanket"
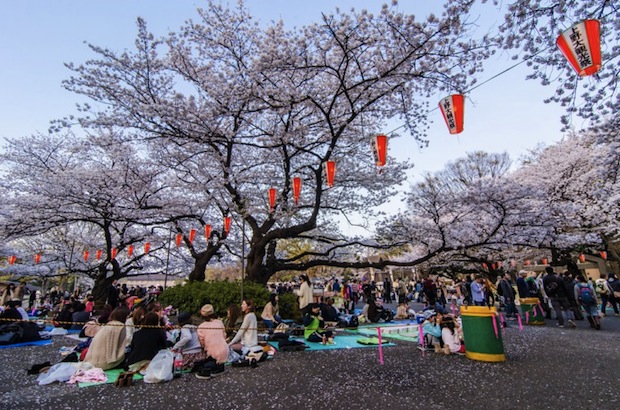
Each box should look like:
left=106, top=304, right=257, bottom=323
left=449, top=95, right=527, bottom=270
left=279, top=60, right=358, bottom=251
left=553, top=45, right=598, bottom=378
left=269, top=335, right=396, bottom=351
left=0, top=339, right=53, bottom=349
left=78, top=368, right=144, bottom=388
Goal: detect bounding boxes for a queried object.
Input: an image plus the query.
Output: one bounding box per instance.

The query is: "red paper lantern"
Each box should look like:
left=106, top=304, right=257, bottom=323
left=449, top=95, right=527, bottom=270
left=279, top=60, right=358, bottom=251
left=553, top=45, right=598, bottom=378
left=497, top=261, right=502, bottom=268
left=34, top=253, right=41, bottom=264
left=127, top=245, right=134, bottom=258
left=324, top=160, right=336, bottom=188
left=491, top=263, right=497, bottom=270
left=525, top=260, right=531, bottom=266
left=542, top=258, right=548, bottom=265
left=8, top=255, right=16, bottom=265
left=556, top=19, right=602, bottom=76
left=111, top=248, right=117, bottom=259
left=438, top=94, right=465, bottom=134
left=600, top=251, right=607, bottom=260
left=204, top=225, right=212, bottom=241
left=482, top=262, right=488, bottom=270
left=224, top=216, right=232, bottom=234
left=292, top=177, right=302, bottom=205
left=268, top=187, right=277, bottom=212
left=579, top=254, right=586, bottom=263
left=83, top=250, right=90, bottom=262
left=96, top=250, right=102, bottom=260
left=189, top=229, right=197, bottom=243
left=144, top=242, right=151, bottom=254
left=372, top=134, right=388, bottom=167
left=176, top=233, right=183, bottom=247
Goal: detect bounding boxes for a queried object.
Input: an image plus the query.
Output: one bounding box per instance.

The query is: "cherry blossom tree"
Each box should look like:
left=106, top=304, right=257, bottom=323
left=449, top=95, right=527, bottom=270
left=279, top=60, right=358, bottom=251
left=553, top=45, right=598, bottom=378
left=58, top=1, right=494, bottom=284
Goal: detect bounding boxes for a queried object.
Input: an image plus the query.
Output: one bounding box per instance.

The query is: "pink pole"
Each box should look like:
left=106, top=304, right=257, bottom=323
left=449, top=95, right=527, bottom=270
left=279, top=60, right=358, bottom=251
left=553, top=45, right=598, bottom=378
left=532, top=306, right=537, bottom=316
left=377, top=327, right=384, bottom=365
left=492, top=315, right=499, bottom=339
left=525, top=311, right=530, bottom=324
left=537, top=302, right=544, bottom=316
left=418, top=324, right=425, bottom=357
left=517, top=313, right=523, bottom=331
left=499, top=313, right=505, bottom=331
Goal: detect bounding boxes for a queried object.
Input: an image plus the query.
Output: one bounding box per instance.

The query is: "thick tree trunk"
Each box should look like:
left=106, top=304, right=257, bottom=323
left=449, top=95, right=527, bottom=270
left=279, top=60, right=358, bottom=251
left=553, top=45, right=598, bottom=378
left=188, top=244, right=221, bottom=282
left=91, top=260, right=122, bottom=311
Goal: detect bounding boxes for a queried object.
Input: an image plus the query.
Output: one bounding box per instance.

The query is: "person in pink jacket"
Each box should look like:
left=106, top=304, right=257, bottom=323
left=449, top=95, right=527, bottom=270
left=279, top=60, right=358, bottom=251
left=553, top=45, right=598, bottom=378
left=196, top=304, right=228, bottom=379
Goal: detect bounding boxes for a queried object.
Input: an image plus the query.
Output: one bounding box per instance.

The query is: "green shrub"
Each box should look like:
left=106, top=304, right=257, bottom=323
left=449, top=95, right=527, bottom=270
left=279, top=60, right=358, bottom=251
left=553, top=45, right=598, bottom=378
left=278, top=292, right=301, bottom=322
left=159, top=280, right=270, bottom=318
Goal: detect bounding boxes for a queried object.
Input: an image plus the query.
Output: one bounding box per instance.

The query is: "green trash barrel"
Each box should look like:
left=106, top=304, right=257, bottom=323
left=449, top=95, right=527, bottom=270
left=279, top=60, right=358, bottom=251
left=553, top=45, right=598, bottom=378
left=460, top=306, right=506, bottom=362
left=519, top=297, right=545, bottom=326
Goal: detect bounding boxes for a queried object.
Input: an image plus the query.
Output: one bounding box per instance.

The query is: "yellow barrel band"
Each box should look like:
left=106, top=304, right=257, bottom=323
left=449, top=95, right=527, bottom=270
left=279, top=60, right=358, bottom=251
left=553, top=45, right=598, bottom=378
left=465, top=351, right=506, bottom=362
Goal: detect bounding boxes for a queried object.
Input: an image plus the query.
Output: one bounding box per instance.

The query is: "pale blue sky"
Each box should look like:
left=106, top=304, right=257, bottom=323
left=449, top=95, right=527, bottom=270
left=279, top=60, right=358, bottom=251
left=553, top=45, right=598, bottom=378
left=0, top=0, right=570, bottom=182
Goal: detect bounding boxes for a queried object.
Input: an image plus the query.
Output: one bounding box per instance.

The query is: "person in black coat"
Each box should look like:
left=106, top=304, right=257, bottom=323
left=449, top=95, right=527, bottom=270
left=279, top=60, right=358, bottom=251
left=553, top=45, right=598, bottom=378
left=125, top=312, right=167, bottom=366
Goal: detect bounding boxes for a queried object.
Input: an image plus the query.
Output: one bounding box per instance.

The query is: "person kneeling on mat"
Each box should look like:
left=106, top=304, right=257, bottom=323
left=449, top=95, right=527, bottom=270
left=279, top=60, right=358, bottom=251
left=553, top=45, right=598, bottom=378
left=303, top=304, right=333, bottom=344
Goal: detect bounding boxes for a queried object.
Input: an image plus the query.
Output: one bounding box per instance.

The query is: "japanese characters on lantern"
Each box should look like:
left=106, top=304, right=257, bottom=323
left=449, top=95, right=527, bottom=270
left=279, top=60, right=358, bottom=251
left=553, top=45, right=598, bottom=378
left=556, top=19, right=602, bottom=76
left=438, top=94, right=465, bottom=134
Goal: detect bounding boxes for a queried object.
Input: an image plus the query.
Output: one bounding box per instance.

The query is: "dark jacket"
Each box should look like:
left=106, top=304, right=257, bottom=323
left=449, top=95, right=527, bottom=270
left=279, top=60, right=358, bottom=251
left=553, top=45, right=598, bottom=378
left=125, top=328, right=167, bottom=365
left=543, top=274, right=567, bottom=299
left=500, top=279, right=516, bottom=301
left=516, top=277, right=529, bottom=299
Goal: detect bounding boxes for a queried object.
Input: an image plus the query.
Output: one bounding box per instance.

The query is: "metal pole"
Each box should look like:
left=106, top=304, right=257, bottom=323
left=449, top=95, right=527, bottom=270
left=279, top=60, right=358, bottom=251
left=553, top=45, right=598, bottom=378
left=241, top=217, right=245, bottom=303
left=164, top=227, right=172, bottom=290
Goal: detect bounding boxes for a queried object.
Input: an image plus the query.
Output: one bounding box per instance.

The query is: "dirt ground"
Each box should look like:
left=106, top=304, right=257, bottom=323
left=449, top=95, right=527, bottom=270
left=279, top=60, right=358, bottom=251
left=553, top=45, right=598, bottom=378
left=1, top=310, right=619, bottom=410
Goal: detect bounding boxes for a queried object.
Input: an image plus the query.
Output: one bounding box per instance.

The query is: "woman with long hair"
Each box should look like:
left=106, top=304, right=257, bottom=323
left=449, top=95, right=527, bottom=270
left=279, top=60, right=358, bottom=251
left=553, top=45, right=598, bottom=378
left=223, top=303, right=242, bottom=339
left=261, top=294, right=282, bottom=333
left=84, top=306, right=130, bottom=370
left=229, top=299, right=258, bottom=352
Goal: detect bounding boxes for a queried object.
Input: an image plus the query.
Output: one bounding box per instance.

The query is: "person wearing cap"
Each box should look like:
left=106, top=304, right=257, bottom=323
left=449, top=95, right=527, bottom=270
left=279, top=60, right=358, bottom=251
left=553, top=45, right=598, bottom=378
left=421, top=309, right=444, bottom=352
left=197, top=304, right=229, bottom=366
left=173, top=312, right=205, bottom=370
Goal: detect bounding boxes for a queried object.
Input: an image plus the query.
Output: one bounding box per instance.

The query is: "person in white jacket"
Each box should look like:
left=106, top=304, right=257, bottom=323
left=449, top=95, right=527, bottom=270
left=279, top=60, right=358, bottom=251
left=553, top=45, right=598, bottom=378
left=298, top=274, right=313, bottom=317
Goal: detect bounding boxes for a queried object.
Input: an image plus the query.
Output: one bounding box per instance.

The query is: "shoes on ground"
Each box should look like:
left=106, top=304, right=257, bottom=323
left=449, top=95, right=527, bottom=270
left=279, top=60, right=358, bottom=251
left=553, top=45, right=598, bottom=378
left=195, top=369, right=212, bottom=379
left=568, top=320, right=576, bottom=328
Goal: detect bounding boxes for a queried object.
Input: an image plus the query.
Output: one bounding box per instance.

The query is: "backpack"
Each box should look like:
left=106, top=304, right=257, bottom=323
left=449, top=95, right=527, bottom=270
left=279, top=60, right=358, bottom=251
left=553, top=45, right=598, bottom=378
left=0, top=323, right=23, bottom=345
left=496, top=283, right=504, bottom=296
left=577, top=284, right=596, bottom=305
left=545, top=280, right=559, bottom=296
left=595, top=281, right=609, bottom=295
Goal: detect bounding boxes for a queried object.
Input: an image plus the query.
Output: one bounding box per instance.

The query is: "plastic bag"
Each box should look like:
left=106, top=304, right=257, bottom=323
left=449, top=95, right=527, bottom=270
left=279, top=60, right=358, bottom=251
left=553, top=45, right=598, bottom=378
left=143, top=349, right=174, bottom=384
left=227, top=347, right=241, bottom=363
left=37, top=363, right=79, bottom=385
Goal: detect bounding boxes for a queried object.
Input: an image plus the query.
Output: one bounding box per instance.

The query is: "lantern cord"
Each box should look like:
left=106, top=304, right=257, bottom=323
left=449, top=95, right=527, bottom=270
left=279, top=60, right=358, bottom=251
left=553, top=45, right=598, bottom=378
left=386, top=47, right=547, bottom=136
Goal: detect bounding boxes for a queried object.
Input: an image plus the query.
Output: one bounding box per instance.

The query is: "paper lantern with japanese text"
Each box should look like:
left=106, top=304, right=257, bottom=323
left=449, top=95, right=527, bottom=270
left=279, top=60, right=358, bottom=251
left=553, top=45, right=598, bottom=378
left=189, top=229, right=197, bottom=244
left=34, top=253, right=41, bottom=264
left=111, top=248, right=118, bottom=259
left=556, top=20, right=602, bottom=76
left=525, top=260, right=531, bottom=266
left=8, top=255, right=16, bottom=265
left=542, top=258, right=548, bottom=265
left=324, top=161, right=336, bottom=188
left=84, top=250, right=90, bottom=262
left=600, top=251, right=607, bottom=260
left=176, top=233, right=183, bottom=247
left=127, top=245, right=134, bottom=258
left=268, top=188, right=277, bottom=212
left=96, top=250, right=102, bottom=260
left=579, top=254, right=586, bottom=263
left=224, top=217, right=232, bottom=234
left=204, top=225, right=212, bottom=241
left=144, top=242, right=151, bottom=254
left=292, top=177, right=302, bottom=205
left=438, top=94, right=464, bottom=134
left=372, top=134, right=388, bottom=167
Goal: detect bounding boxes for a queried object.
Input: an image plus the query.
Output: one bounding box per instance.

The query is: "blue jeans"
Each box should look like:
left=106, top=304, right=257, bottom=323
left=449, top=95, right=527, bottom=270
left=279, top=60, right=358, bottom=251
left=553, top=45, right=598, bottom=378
left=474, top=300, right=485, bottom=306
left=263, top=315, right=282, bottom=333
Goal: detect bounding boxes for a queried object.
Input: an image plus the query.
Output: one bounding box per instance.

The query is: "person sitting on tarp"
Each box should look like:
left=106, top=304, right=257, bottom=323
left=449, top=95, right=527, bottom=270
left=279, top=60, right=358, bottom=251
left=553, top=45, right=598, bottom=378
left=0, top=300, right=23, bottom=322
left=422, top=310, right=444, bottom=352
left=320, top=297, right=339, bottom=324
left=366, top=299, right=394, bottom=323
left=303, top=304, right=333, bottom=344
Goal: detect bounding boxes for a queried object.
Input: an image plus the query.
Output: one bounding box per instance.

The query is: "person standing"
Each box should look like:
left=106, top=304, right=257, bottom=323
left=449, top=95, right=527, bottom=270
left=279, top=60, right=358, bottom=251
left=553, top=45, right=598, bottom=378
left=543, top=267, right=575, bottom=328
left=499, top=274, right=518, bottom=319
left=470, top=275, right=486, bottom=306
left=383, top=278, right=392, bottom=303
left=608, top=274, right=620, bottom=317
left=575, top=275, right=601, bottom=330
left=107, top=280, right=119, bottom=307
left=298, top=274, right=313, bottom=317
left=595, top=273, right=618, bottom=316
